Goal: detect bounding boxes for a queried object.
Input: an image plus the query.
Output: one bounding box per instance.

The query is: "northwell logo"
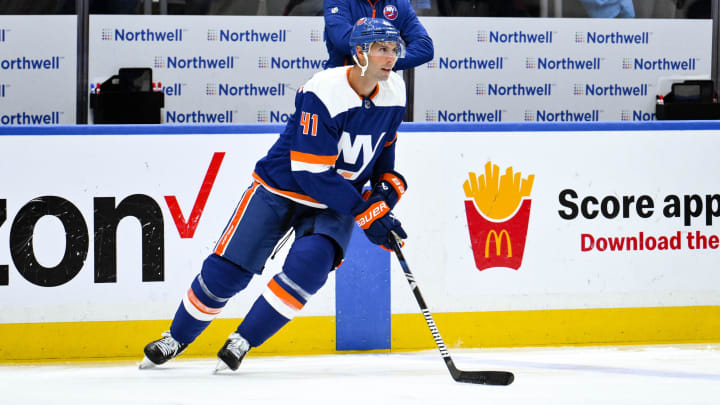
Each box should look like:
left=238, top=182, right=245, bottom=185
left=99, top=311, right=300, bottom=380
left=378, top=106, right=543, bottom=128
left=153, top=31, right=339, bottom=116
left=0, top=83, right=6, bottom=97
left=621, top=110, right=656, bottom=121
left=575, top=31, right=650, bottom=44
left=256, top=110, right=292, bottom=123
left=624, top=57, right=697, bottom=71
left=476, top=83, right=553, bottom=96
left=526, top=57, right=602, bottom=70
left=525, top=109, right=600, bottom=122
left=463, top=162, right=534, bottom=271
left=573, top=83, right=649, bottom=96
left=425, top=109, right=503, bottom=122
left=476, top=30, right=553, bottom=44
left=1, top=111, right=62, bottom=125
left=310, top=29, right=323, bottom=42
left=0, top=28, right=8, bottom=42
left=103, top=28, right=184, bottom=41
left=205, top=83, right=287, bottom=97
left=165, top=110, right=235, bottom=124
left=154, top=56, right=236, bottom=69
left=0, top=56, right=61, bottom=70
left=427, top=56, right=504, bottom=70
left=207, top=29, right=288, bottom=42
left=258, top=56, right=327, bottom=70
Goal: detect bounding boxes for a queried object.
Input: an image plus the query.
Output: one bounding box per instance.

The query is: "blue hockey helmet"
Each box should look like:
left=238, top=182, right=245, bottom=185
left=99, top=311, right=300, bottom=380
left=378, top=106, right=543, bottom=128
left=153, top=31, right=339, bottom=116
left=349, top=18, right=406, bottom=59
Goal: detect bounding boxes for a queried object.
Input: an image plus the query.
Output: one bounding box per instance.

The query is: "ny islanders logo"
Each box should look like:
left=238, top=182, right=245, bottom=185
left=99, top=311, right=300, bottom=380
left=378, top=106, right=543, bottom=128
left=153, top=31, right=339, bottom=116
left=383, top=5, right=398, bottom=20
left=463, top=162, right=534, bottom=271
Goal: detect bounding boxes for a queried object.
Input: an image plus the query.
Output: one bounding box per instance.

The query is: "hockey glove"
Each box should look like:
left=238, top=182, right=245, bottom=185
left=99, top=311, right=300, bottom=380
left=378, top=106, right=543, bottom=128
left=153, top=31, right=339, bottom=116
left=363, top=170, right=407, bottom=210
left=353, top=195, right=407, bottom=250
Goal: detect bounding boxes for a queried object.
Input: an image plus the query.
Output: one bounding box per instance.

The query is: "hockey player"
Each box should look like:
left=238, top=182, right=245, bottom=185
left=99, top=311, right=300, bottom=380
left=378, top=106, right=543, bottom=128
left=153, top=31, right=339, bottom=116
left=140, top=17, right=409, bottom=372
left=324, top=0, right=434, bottom=71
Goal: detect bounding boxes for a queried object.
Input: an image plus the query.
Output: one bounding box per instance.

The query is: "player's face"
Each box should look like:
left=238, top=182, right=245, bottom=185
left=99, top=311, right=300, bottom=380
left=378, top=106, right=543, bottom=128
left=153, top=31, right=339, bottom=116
left=366, top=41, right=399, bottom=81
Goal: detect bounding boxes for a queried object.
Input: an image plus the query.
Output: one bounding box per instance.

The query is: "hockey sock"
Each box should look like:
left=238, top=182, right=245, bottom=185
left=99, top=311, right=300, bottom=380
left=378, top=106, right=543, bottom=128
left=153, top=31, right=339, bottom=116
left=237, top=234, right=335, bottom=347
left=170, top=254, right=254, bottom=344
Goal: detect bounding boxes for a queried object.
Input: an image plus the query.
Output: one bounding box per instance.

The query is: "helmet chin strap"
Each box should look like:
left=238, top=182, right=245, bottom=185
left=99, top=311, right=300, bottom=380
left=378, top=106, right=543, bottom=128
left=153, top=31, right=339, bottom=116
left=352, top=51, right=369, bottom=77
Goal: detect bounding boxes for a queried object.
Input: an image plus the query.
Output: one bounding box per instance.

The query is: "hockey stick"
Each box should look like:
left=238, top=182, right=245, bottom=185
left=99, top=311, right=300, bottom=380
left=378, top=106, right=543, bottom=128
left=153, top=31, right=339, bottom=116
left=390, top=233, right=514, bottom=385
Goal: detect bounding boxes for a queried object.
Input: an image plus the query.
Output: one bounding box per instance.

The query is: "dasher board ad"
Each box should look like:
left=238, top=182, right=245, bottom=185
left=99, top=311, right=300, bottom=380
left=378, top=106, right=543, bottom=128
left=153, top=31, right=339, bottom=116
left=2, top=124, right=720, bottom=325
left=0, top=130, right=321, bottom=324
left=414, top=17, right=712, bottom=123
left=0, top=15, right=77, bottom=125
left=390, top=126, right=720, bottom=314
left=88, top=15, right=329, bottom=124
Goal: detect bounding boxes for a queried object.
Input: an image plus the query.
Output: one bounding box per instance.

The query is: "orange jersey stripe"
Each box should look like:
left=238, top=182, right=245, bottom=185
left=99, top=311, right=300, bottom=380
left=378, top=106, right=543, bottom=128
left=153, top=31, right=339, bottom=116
left=187, top=288, right=222, bottom=315
left=290, top=150, right=337, bottom=166
left=215, top=181, right=260, bottom=255
left=346, top=67, right=362, bottom=100
left=345, top=68, right=378, bottom=101
left=368, top=84, right=379, bottom=100
left=252, top=172, right=324, bottom=206
left=267, top=279, right=304, bottom=311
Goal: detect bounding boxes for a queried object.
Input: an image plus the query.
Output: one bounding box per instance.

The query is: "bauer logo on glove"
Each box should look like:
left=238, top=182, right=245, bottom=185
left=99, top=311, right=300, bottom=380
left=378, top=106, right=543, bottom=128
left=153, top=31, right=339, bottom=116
left=353, top=196, right=407, bottom=250
left=355, top=200, right=390, bottom=229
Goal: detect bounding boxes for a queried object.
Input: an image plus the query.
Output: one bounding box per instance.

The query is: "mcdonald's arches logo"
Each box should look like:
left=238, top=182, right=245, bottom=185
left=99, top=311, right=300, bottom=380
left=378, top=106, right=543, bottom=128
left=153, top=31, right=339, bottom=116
left=462, top=162, right=534, bottom=271
left=485, top=229, right=512, bottom=258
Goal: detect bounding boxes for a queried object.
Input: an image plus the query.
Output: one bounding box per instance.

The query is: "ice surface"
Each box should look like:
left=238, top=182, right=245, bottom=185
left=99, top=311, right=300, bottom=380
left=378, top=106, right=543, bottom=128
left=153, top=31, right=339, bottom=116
left=2, top=344, right=719, bottom=405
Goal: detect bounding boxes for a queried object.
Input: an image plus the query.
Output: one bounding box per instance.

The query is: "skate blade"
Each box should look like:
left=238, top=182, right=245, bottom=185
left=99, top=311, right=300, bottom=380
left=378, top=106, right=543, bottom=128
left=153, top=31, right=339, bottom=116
left=214, top=359, right=230, bottom=373
left=138, top=356, right=158, bottom=370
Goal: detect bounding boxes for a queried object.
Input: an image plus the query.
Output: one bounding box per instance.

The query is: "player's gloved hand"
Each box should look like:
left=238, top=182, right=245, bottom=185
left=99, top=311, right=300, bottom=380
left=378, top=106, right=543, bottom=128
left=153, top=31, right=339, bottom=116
left=353, top=194, right=407, bottom=250
left=362, top=170, right=407, bottom=210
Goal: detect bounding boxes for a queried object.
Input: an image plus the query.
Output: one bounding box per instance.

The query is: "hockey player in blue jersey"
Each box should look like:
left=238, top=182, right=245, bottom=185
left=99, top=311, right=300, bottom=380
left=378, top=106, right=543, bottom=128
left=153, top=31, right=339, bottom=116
left=140, top=18, right=409, bottom=372
left=324, top=0, right=433, bottom=70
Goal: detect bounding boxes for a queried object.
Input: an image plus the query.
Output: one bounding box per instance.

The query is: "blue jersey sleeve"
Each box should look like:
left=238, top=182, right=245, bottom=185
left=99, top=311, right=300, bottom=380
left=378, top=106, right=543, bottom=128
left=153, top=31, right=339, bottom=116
left=323, top=0, right=354, bottom=68
left=372, top=136, right=396, bottom=184
left=393, top=0, right=434, bottom=71
left=289, top=91, right=365, bottom=216
left=370, top=118, right=402, bottom=184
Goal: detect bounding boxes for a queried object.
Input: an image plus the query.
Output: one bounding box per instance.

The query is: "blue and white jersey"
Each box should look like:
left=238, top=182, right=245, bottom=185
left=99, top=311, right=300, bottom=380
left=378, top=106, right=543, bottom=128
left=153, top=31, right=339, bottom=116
left=253, top=66, right=406, bottom=216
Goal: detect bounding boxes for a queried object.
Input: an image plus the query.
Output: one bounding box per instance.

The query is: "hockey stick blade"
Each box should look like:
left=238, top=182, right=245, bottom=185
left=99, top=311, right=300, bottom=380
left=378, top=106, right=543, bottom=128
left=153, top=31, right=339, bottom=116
left=452, top=369, right=514, bottom=385
left=390, top=232, right=514, bottom=386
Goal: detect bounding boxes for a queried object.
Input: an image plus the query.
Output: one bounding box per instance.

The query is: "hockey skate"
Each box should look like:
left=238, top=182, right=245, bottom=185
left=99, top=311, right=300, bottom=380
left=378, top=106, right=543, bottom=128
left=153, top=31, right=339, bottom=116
left=139, top=331, right=188, bottom=369
left=215, top=332, right=251, bottom=372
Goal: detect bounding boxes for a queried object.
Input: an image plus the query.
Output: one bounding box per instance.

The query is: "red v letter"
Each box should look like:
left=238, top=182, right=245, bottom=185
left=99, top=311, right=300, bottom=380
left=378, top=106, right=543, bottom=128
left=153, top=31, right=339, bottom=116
left=165, top=152, right=225, bottom=239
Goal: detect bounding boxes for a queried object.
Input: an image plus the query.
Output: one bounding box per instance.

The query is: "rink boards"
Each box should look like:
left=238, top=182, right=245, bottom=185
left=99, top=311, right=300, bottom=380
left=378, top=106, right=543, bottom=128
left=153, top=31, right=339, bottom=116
left=1, top=121, right=720, bottom=360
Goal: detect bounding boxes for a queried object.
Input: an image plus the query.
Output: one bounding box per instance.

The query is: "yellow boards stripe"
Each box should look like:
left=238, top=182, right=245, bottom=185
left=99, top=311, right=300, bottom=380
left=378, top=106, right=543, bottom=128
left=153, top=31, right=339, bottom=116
left=0, top=317, right=337, bottom=362
left=392, top=306, right=720, bottom=350
left=2, top=306, right=719, bottom=361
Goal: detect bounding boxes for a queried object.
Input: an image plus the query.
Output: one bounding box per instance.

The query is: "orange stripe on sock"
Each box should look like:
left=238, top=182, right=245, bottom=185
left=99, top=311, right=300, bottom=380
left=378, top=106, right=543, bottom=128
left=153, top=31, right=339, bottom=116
left=267, top=279, right=304, bottom=311
left=215, top=181, right=260, bottom=255
left=187, top=288, right=222, bottom=315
